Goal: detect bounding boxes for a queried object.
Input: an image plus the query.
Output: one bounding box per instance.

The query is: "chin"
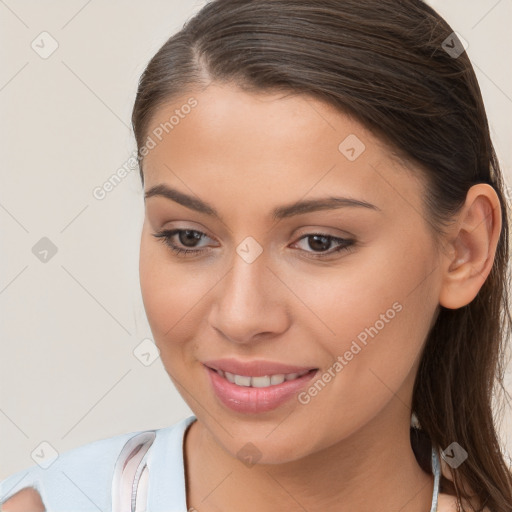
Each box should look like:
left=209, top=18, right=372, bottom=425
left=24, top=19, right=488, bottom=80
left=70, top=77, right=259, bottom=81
left=213, top=423, right=316, bottom=466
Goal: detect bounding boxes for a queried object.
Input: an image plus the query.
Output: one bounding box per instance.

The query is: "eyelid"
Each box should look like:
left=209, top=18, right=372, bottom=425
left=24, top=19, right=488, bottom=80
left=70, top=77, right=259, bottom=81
left=159, top=228, right=217, bottom=247
left=157, top=224, right=352, bottom=246
left=291, top=232, right=355, bottom=257
left=293, top=225, right=356, bottom=240
left=153, top=227, right=356, bottom=259
left=159, top=223, right=218, bottom=242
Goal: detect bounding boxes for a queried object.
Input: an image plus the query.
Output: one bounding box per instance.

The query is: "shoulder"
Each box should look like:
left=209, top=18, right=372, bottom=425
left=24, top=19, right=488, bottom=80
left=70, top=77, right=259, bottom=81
left=0, top=417, right=194, bottom=511
left=0, top=429, right=140, bottom=511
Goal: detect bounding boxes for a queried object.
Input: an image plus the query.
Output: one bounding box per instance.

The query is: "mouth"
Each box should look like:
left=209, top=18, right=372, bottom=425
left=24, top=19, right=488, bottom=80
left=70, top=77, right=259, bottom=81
left=203, top=362, right=319, bottom=414
left=202, top=358, right=319, bottom=413
left=206, top=366, right=317, bottom=388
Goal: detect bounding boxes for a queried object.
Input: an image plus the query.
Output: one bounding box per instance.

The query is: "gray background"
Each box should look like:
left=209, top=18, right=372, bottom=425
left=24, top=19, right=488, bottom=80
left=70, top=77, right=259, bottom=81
left=1, top=0, right=511, bottom=478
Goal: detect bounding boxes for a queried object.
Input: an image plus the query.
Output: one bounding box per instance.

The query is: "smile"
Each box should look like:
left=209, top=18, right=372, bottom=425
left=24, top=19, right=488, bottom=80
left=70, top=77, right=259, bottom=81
left=205, top=364, right=319, bottom=414
left=211, top=368, right=314, bottom=388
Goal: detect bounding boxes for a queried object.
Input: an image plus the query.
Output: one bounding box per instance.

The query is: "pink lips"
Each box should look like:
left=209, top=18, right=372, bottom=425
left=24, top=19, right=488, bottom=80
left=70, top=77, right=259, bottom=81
left=203, top=358, right=318, bottom=414
left=204, top=358, right=316, bottom=377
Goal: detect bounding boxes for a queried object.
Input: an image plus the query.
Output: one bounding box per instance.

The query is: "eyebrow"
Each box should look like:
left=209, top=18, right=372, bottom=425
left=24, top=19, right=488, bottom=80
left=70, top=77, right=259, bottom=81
left=144, top=184, right=381, bottom=221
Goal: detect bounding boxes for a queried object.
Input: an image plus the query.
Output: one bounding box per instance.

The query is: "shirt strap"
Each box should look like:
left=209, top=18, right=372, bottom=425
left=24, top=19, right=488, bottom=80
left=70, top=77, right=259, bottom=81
left=430, top=445, right=442, bottom=512
left=111, top=431, right=156, bottom=512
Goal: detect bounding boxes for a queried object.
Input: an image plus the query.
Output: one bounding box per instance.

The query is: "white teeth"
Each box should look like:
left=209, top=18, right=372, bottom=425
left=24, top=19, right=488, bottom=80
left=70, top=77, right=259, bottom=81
left=224, top=371, right=235, bottom=383
left=234, top=374, right=252, bottom=387
left=215, top=369, right=312, bottom=388
left=251, top=375, right=271, bottom=387
left=270, top=374, right=285, bottom=385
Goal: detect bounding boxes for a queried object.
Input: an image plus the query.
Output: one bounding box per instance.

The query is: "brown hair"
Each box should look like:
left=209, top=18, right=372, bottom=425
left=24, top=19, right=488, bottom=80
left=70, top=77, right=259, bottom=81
left=131, top=1, right=512, bottom=510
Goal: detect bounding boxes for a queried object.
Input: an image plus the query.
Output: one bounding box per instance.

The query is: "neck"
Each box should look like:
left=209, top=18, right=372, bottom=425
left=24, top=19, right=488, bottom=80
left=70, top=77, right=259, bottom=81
left=183, top=407, right=435, bottom=512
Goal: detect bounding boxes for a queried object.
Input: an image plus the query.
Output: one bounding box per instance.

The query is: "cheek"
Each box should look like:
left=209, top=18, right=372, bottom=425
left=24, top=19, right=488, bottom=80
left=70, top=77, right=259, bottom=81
left=139, top=232, right=201, bottom=346
left=290, top=231, right=437, bottom=354
left=291, top=231, right=438, bottom=415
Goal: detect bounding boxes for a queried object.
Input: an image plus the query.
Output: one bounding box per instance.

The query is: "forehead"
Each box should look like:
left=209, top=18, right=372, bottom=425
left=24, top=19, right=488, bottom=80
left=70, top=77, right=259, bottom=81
left=144, top=83, right=378, bottom=165
left=142, top=83, right=426, bottom=220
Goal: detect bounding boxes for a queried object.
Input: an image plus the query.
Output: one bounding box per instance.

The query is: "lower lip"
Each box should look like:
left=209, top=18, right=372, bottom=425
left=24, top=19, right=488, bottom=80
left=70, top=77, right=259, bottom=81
left=205, top=365, right=318, bottom=414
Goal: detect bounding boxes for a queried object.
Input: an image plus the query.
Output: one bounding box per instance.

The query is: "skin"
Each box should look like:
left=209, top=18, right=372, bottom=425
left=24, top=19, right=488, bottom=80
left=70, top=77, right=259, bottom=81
left=138, top=83, right=500, bottom=512
left=3, top=83, right=500, bottom=512
left=2, top=487, right=45, bottom=511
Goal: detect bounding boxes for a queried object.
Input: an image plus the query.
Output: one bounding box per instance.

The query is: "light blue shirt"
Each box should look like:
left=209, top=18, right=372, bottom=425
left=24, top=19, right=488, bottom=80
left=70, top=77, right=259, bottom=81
left=0, top=415, right=197, bottom=511
left=1, top=415, right=441, bottom=511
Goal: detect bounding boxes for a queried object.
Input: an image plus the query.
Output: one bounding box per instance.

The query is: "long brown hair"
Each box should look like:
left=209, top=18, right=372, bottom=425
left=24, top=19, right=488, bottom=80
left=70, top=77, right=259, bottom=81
left=131, top=1, right=512, bottom=510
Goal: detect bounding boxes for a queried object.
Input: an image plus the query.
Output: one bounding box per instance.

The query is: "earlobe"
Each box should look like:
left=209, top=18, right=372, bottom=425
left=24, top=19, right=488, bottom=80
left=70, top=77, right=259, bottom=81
left=438, top=184, right=502, bottom=310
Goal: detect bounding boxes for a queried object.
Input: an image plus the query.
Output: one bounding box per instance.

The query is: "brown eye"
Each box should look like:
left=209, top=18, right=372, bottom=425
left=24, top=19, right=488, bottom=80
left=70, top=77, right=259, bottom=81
left=177, top=229, right=204, bottom=247
left=152, top=229, right=212, bottom=257
left=293, top=233, right=355, bottom=258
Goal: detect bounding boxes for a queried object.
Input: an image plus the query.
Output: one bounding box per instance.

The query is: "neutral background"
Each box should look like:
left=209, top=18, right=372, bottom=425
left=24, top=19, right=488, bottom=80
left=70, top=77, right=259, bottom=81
left=1, top=0, right=511, bottom=479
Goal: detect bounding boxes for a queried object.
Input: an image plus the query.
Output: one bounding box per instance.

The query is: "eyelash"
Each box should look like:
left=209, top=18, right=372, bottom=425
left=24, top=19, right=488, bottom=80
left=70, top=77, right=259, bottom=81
left=152, top=228, right=355, bottom=259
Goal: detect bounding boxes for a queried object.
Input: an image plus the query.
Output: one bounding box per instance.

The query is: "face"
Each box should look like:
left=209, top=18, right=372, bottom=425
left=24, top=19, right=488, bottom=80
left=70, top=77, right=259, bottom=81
left=139, top=82, right=444, bottom=463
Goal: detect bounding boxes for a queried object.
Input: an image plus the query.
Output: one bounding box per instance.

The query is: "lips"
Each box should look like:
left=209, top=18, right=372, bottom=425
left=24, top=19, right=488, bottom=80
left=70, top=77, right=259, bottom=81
left=203, top=365, right=317, bottom=414
left=203, top=358, right=319, bottom=413
left=203, top=358, right=317, bottom=377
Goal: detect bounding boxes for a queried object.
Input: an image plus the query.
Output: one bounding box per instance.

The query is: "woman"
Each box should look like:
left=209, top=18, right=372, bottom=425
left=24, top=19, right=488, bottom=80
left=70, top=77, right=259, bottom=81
left=2, top=0, right=511, bottom=510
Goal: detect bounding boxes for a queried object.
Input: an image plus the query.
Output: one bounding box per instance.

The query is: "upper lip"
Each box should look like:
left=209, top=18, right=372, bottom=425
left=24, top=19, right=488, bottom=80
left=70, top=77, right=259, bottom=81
left=203, top=358, right=317, bottom=377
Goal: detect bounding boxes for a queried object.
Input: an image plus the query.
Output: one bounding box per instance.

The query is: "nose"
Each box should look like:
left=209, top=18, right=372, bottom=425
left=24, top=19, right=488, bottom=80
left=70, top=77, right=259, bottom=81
left=208, top=250, right=290, bottom=345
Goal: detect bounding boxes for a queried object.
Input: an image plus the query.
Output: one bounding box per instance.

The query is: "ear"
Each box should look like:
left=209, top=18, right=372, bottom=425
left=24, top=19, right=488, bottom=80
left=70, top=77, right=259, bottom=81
left=438, top=184, right=502, bottom=310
